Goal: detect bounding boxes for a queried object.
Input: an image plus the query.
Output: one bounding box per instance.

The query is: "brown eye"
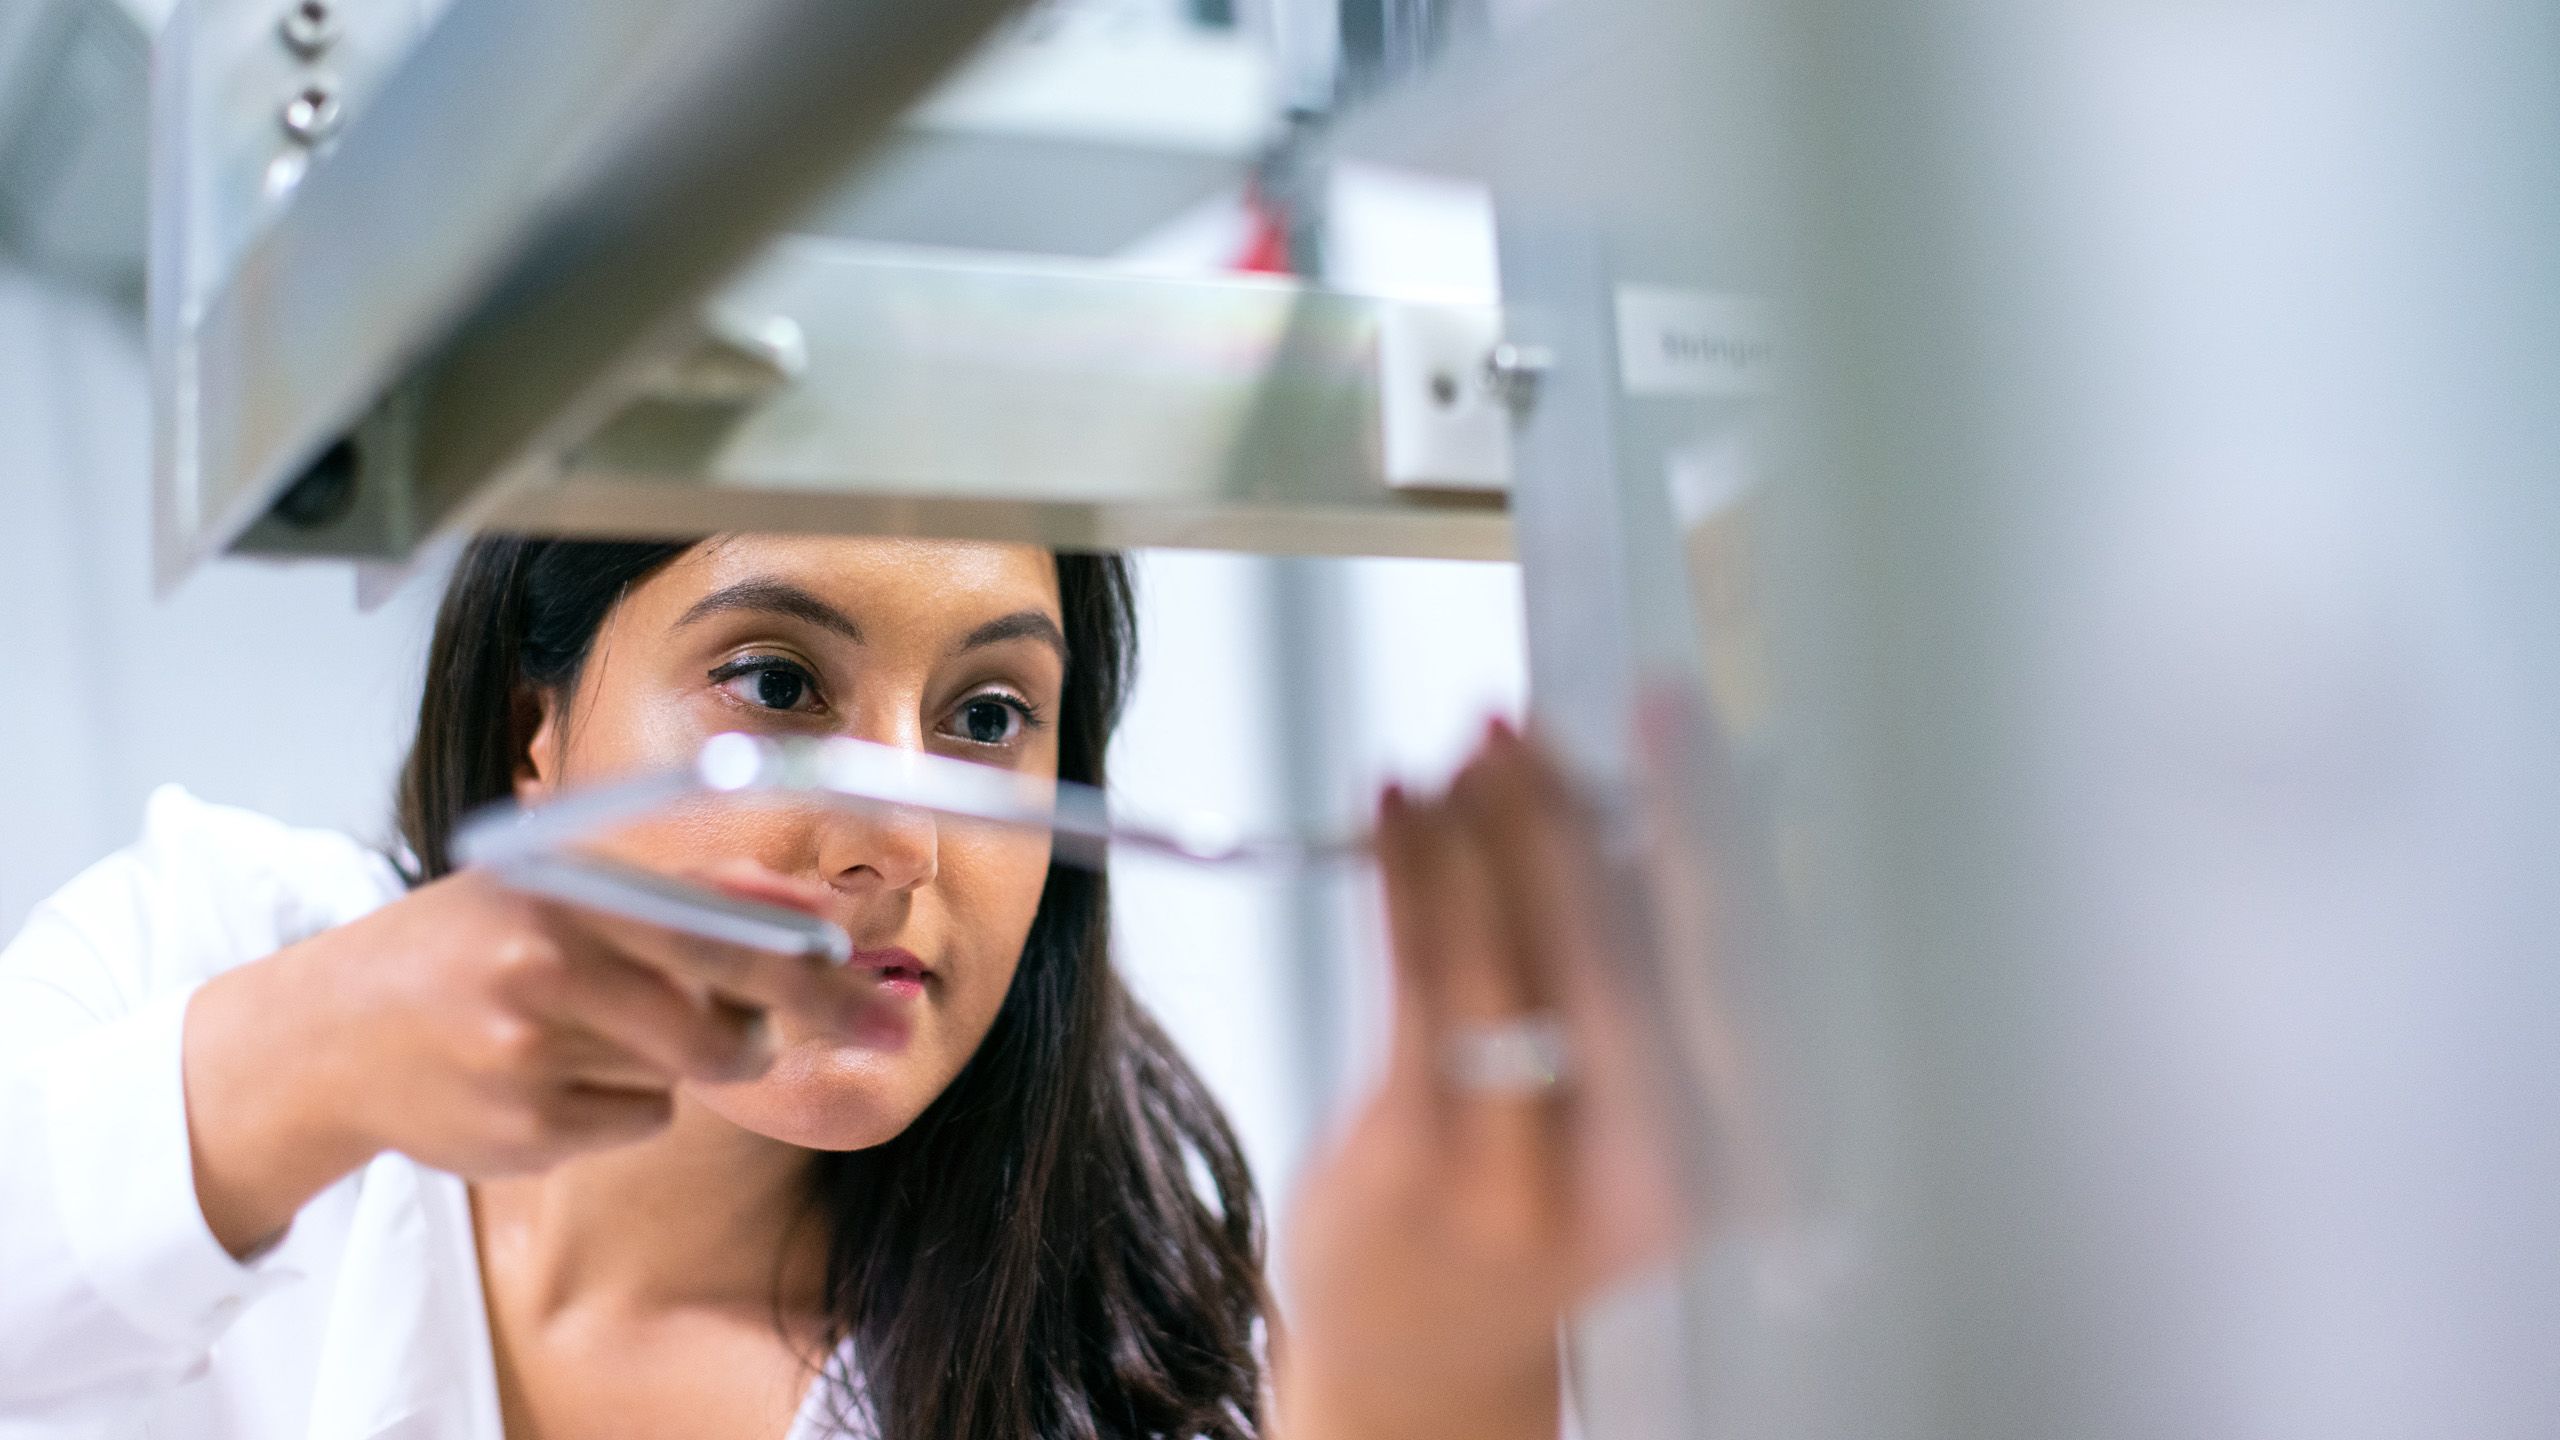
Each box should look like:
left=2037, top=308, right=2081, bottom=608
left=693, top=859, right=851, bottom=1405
left=752, top=668, right=807, bottom=711
left=951, top=696, right=1027, bottom=746
left=710, top=657, right=822, bottom=714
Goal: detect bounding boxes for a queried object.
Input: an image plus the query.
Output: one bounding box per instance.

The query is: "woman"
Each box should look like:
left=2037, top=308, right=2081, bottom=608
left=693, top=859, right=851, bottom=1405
left=0, top=533, right=1682, bottom=1439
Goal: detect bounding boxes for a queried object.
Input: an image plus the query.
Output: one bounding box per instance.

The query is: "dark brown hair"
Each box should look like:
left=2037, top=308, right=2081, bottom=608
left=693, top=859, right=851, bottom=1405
left=395, top=536, right=1266, bottom=1440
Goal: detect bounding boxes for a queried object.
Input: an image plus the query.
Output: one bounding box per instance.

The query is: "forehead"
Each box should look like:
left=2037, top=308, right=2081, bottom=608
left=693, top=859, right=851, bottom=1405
left=634, top=534, right=1061, bottom=630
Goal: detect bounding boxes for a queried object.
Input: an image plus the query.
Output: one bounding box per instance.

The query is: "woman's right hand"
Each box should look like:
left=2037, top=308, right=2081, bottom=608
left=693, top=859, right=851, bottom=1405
left=180, top=863, right=840, bottom=1258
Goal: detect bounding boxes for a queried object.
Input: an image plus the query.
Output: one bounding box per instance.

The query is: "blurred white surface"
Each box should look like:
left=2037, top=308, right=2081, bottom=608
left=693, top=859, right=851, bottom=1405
left=0, top=259, right=436, bottom=935
left=1760, top=4, right=2560, bottom=1437
left=1109, top=549, right=1525, bottom=1206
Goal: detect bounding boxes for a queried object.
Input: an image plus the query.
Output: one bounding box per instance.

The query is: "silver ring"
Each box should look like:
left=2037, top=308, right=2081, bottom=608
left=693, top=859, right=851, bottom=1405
left=1445, top=1014, right=1571, bottom=1094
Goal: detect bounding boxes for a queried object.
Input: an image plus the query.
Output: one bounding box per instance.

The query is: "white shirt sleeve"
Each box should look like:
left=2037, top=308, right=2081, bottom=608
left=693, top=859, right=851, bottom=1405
left=0, top=786, right=402, bottom=1423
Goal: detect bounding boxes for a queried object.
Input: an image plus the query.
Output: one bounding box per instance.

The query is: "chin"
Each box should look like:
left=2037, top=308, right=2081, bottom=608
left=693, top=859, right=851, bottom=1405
left=695, top=1045, right=941, bottom=1152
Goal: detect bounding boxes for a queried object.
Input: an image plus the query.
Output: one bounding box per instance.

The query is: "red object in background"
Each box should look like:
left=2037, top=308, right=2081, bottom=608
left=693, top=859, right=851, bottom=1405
left=1236, top=183, right=1294, bottom=275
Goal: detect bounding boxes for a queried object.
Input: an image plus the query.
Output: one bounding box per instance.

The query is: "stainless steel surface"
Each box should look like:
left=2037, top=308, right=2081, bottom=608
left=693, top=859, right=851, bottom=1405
left=154, top=0, right=1034, bottom=587
left=276, top=0, right=335, bottom=57
left=634, top=312, right=808, bottom=408
left=467, top=244, right=1510, bottom=562
left=796, top=13, right=1278, bottom=259
left=0, top=0, right=155, bottom=290
left=801, top=129, right=1243, bottom=262
left=152, top=0, right=1511, bottom=574
left=147, top=0, right=1492, bottom=580
left=150, top=0, right=449, bottom=582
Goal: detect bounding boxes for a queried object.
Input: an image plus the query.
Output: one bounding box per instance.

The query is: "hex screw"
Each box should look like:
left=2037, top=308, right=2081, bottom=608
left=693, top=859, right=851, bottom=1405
left=279, top=0, right=338, bottom=58
left=279, top=80, right=343, bottom=144
left=1484, top=341, right=1558, bottom=414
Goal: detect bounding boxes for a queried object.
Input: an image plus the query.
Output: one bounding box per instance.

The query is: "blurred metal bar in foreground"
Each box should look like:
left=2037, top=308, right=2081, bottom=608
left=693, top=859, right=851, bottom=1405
left=1769, top=4, right=2560, bottom=1439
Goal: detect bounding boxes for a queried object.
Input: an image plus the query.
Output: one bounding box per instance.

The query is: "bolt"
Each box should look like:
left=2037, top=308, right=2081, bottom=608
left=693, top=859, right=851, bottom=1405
left=1429, top=371, right=1460, bottom=408
left=1483, top=341, right=1558, bottom=413
left=279, top=80, right=343, bottom=144
left=279, top=0, right=337, bottom=57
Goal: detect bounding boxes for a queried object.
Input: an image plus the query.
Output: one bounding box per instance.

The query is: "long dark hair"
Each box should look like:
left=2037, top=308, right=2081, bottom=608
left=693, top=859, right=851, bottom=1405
left=395, top=536, right=1266, bottom=1440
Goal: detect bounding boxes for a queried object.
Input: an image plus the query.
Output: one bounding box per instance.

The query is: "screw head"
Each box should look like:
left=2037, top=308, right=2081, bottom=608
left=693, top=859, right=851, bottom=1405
left=279, top=0, right=337, bottom=57
left=1483, top=341, right=1558, bottom=413
left=280, top=80, right=343, bottom=144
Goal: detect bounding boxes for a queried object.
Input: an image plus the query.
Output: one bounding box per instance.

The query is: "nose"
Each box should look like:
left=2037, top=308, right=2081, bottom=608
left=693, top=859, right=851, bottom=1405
left=814, top=721, right=940, bottom=897
left=815, top=798, right=939, bottom=897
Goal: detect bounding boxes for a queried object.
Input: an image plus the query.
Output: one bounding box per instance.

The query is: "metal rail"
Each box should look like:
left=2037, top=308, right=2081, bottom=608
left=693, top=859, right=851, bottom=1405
left=457, top=243, right=1510, bottom=562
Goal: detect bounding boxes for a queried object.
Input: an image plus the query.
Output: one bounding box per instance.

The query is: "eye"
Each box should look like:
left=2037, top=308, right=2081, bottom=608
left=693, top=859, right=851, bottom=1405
left=709, top=656, right=824, bottom=715
left=946, top=693, right=1037, bottom=748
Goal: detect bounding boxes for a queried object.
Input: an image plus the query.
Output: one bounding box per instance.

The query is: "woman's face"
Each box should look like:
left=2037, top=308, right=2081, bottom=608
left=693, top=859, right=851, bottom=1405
left=514, top=535, right=1065, bottom=1151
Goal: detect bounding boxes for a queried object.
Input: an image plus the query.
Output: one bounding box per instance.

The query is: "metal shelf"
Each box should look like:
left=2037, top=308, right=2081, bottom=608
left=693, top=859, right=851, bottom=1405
left=233, top=240, right=1512, bottom=563
left=153, top=0, right=1031, bottom=586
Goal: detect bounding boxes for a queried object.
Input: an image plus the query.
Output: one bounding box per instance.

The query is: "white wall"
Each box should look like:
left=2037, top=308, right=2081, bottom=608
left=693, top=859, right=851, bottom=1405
left=0, top=261, right=439, bottom=934
left=1109, top=549, right=1526, bottom=1214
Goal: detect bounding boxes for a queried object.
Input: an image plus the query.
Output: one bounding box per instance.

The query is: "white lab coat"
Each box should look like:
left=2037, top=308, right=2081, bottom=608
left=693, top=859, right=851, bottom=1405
left=0, top=788, right=861, bottom=1439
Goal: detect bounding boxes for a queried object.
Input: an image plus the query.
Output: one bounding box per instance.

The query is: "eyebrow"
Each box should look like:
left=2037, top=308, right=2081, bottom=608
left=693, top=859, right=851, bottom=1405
left=957, top=610, right=1068, bottom=665
left=674, top=580, right=1066, bottom=664
left=675, top=580, right=863, bottom=644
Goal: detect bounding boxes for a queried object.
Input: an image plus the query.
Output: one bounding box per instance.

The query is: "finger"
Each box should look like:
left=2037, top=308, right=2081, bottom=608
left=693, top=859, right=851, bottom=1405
left=541, top=1082, right=677, bottom=1149
left=1443, top=727, right=1564, bottom=1020
left=1372, top=783, right=1456, bottom=1124
left=538, top=946, right=774, bottom=1085
left=1450, top=723, right=1630, bottom=1029
left=536, top=1026, right=680, bottom=1092
left=688, top=857, right=844, bottom=917
left=546, top=900, right=831, bottom=1017
left=1413, top=787, right=1568, bottom=1215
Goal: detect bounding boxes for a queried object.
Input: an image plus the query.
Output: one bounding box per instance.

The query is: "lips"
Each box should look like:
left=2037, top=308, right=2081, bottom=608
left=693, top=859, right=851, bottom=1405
left=844, top=947, right=931, bottom=998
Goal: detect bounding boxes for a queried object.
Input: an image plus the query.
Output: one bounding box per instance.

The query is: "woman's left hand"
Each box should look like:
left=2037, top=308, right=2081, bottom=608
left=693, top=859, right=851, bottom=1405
left=1275, top=722, right=1694, bottom=1440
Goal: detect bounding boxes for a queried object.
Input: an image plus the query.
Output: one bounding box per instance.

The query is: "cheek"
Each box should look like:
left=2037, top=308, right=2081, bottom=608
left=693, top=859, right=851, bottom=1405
left=945, top=826, right=1056, bottom=960
left=581, top=804, right=814, bottom=875
left=544, top=667, right=724, bottom=794
left=921, top=827, right=1054, bottom=1046
left=689, top=847, right=1054, bottom=1151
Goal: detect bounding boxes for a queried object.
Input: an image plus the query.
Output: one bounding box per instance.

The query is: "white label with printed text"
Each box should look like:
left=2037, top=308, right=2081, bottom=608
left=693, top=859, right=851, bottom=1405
left=1616, top=288, right=1779, bottom=397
